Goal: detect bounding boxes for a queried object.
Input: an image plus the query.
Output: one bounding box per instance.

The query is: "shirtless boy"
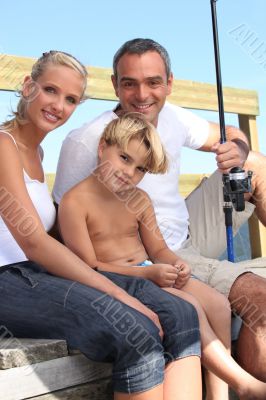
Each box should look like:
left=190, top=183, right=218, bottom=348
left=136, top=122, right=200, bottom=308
left=59, top=113, right=266, bottom=400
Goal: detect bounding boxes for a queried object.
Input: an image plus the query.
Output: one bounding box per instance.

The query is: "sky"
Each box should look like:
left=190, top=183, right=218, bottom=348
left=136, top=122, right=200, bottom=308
left=0, top=0, right=265, bottom=174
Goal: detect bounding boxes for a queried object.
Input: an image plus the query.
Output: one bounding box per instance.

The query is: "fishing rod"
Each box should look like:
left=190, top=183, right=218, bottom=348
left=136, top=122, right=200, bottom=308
left=210, top=0, right=252, bottom=262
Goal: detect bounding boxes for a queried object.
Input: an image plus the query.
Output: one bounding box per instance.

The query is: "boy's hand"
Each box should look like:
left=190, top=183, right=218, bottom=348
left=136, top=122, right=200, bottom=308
left=146, top=264, right=179, bottom=288
left=173, top=260, right=191, bottom=289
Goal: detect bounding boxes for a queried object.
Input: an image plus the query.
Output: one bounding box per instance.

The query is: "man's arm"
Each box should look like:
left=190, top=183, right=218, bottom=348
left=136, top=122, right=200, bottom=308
left=198, top=122, right=250, bottom=172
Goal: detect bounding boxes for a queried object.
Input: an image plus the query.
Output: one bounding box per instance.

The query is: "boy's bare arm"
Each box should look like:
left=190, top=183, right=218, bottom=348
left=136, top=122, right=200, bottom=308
left=139, top=192, right=191, bottom=288
left=139, top=192, right=180, bottom=264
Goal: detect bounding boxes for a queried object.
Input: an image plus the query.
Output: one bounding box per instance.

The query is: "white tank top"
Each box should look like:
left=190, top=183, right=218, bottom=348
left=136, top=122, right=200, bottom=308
left=0, top=131, right=56, bottom=266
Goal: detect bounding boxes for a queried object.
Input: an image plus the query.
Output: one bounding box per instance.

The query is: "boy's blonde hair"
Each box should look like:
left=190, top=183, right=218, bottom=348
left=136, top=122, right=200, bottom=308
left=1, top=50, right=87, bottom=132
left=101, top=113, right=168, bottom=174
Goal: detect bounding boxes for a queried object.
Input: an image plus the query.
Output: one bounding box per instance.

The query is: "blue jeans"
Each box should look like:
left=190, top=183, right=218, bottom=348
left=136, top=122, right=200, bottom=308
left=0, top=261, right=200, bottom=393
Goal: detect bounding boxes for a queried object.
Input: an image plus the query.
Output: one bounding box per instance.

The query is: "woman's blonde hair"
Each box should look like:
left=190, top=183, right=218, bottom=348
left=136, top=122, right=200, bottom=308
left=101, top=112, right=168, bottom=174
left=1, top=50, right=88, bottom=132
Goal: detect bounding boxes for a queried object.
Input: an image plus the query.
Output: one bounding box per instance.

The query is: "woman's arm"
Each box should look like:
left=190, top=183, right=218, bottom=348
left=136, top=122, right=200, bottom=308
left=0, top=135, right=109, bottom=289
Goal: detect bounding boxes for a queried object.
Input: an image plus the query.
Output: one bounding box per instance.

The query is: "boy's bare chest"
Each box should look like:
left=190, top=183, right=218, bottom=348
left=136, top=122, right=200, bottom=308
left=87, top=199, right=139, bottom=240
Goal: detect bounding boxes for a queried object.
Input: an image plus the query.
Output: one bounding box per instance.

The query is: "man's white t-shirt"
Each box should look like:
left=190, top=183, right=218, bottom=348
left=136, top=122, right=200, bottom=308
left=53, top=102, right=209, bottom=250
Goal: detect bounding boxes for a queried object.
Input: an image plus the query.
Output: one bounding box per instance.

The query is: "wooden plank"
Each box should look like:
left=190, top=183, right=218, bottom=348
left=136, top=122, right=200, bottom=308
left=169, top=80, right=259, bottom=115
left=0, top=338, right=67, bottom=370
left=179, top=174, right=209, bottom=198
left=0, top=55, right=259, bottom=115
left=29, top=380, right=113, bottom=400
left=0, top=54, right=33, bottom=92
left=45, top=173, right=56, bottom=194
left=248, top=213, right=266, bottom=258
left=0, top=354, right=112, bottom=400
left=46, top=173, right=208, bottom=198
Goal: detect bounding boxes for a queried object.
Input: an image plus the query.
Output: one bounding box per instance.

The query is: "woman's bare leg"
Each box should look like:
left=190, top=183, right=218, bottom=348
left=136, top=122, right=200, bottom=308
left=164, top=285, right=266, bottom=400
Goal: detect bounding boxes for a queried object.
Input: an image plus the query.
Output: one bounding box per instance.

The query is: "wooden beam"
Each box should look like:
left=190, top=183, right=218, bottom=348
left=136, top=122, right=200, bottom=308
left=179, top=174, right=209, bottom=198
left=0, top=354, right=111, bottom=400
left=0, top=55, right=259, bottom=115
left=46, top=173, right=210, bottom=198
left=169, top=80, right=259, bottom=115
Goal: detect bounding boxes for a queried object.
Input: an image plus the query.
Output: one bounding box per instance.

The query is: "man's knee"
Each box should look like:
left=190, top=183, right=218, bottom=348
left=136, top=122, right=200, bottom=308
left=229, top=273, right=266, bottom=327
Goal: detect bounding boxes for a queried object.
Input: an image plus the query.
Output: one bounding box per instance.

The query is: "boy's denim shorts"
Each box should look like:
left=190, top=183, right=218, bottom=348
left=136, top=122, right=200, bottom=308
left=0, top=261, right=200, bottom=393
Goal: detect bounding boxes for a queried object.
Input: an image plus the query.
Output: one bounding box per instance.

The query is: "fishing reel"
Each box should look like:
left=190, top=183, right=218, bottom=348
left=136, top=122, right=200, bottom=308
left=222, top=167, right=253, bottom=212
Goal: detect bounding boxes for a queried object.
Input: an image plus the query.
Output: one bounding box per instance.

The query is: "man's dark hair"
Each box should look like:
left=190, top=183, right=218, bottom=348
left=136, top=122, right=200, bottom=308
left=113, top=38, right=172, bottom=79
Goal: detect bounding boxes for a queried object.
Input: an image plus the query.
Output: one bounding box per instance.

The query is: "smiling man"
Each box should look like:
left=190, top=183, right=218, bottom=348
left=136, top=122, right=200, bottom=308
left=111, top=50, right=173, bottom=126
left=53, top=38, right=266, bottom=381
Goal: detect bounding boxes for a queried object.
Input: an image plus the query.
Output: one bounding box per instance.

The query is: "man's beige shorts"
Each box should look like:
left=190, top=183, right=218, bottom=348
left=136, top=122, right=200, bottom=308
left=175, top=170, right=266, bottom=297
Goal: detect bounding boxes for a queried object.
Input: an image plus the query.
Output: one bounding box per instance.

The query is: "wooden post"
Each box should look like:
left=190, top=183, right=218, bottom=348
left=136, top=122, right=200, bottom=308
left=238, top=114, right=266, bottom=257
left=238, top=115, right=260, bottom=151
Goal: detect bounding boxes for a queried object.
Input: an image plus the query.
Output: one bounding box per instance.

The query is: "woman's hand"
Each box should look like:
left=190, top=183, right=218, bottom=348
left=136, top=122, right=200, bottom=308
left=121, top=293, right=164, bottom=339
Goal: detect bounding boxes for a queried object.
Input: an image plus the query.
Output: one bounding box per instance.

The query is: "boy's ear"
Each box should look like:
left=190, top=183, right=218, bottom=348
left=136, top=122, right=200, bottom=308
left=98, top=138, right=107, bottom=160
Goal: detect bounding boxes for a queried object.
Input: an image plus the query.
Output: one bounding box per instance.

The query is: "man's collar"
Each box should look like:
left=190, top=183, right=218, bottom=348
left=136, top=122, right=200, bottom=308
left=113, top=103, right=122, bottom=114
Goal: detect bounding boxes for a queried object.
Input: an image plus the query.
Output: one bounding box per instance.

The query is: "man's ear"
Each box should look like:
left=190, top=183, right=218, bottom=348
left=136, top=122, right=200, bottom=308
left=111, top=74, right=119, bottom=98
left=166, top=72, right=174, bottom=96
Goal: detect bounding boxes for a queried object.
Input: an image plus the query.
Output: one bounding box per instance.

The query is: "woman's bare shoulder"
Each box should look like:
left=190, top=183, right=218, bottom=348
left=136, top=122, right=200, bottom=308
left=0, top=132, right=22, bottom=178
left=0, top=130, right=15, bottom=144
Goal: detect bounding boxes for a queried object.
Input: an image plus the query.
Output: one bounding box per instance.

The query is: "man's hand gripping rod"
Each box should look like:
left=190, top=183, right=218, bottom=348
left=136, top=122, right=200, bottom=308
left=210, top=0, right=252, bottom=261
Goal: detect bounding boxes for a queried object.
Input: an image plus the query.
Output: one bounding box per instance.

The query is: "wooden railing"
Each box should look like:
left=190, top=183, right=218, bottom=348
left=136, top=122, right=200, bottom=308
left=1, top=54, right=265, bottom=257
